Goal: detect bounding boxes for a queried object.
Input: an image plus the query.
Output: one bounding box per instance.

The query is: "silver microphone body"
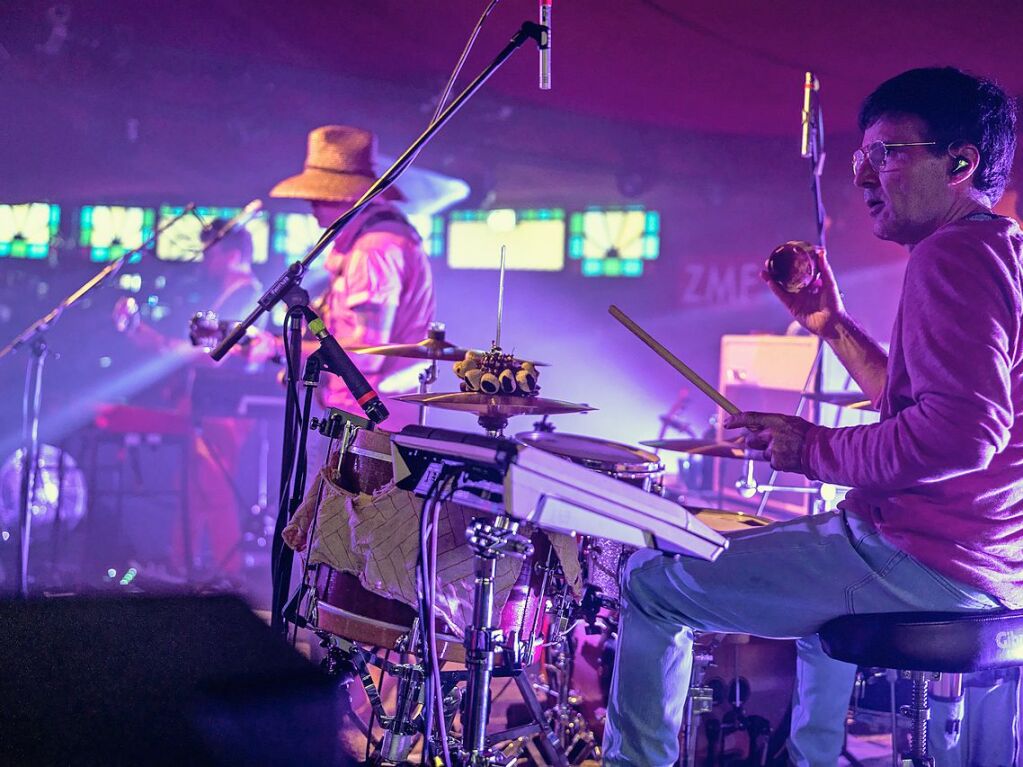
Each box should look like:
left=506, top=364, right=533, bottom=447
left=800, top=72, right=815, bottom=158
left=540, top=0, right=551, bottom=90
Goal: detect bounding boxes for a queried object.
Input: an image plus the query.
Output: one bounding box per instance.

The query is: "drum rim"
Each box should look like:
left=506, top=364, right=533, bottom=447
left=693, top=509, right=771, bottom=528
left=514, top=430, right=663, bottom=476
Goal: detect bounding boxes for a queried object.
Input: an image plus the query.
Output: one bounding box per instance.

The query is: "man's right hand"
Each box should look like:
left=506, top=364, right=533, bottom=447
left=762, top=247, right=846, bottom=338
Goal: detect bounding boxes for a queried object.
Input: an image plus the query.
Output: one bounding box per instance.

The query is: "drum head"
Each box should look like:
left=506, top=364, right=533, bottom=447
left=515, top=431, right=662, bottom=476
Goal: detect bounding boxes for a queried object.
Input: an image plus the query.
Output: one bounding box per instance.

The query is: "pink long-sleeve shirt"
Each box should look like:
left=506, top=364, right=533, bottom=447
left=802, top=214, right=1023, bottom=608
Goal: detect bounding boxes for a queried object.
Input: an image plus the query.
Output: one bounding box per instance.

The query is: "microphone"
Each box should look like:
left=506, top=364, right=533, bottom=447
left=800, top=72, right=817, bottom=159
left=202, top=199, right=263, bottom=250
left=307, top=314, right=389, bottom=424
left=539, top=0, right=551, bottom=90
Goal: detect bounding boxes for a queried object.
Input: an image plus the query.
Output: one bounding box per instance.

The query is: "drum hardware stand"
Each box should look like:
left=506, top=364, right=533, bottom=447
left=477, top=248, right=513, bottom=441
left=541, top=632, right=600, bottom=763
left=415, top=322, right=449, bottom=427
left=463, top=515, right=532, bottom=764
left=316, top=626, right=467, bottom=766
left=478, top=414, right=511, bottom=438
left=690, top=636, right=774, bottom=767
left=681, top=636, right=729, bottom=767
left=318, top=631, right=411, bottom=761
left=461, top=515, right=571, bottom=767
left=531, top=416, right=554, bottom=433
left=736, top=461, right=835, bottom=515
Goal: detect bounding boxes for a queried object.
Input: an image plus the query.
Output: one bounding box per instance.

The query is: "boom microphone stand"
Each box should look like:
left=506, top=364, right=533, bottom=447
left=752, top=72, right=830, bottom=518
left=210, top=20, right=550, bottom=634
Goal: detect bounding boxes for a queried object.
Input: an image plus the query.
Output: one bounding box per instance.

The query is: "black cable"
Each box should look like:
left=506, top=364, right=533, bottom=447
left=416, top=465, right=461, bottom=764
left=270, top=313, right=299, bottom=631
left=637, top=0, right=834, bottom=77
left=271, top=308, right=308, bottom=633
left=430, top=0, right=502, bottom=125
left=417, top=471, right=442, bottom=764
left=286, top=380, right=315, bottom=647
left=427, top=472, right=458, bottom=766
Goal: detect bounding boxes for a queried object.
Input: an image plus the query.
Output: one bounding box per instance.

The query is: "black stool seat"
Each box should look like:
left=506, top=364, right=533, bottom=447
left=819, top=609, right=1023, bottom=673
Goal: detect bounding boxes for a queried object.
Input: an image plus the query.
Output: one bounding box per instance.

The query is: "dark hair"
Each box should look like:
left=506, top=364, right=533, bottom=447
left=858, top=67, right=1017, bottom=201
left=200, top=218, right=254, bottom=263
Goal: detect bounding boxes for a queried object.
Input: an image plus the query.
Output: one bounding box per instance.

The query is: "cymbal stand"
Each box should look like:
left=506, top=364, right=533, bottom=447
left=415, top=322, right=448, bottom=427
left=736, top=457, right=836, bottom=515
left=682, top=637, right=720, bottom=767
left=462, top=515, right=533, bottom=765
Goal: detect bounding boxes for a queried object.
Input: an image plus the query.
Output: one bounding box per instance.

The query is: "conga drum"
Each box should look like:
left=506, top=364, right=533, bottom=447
left=305, top=427, right=561, bottom=663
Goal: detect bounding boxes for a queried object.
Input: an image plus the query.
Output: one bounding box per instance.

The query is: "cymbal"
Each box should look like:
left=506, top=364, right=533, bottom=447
left=349, top=338, right=479, bottom=362
left=351, top=338, right=550, bottom=366
left=393, top=392, right=594, bottom=417
left=641, top=438, right=762, bottom=460
left=800, top=391, right=876, bottom=410
left=734, top=385, right=875, bottom=410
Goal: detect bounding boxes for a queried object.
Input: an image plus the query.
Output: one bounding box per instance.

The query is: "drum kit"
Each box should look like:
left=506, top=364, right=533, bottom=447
left=282, top=317, right=796, bottom=767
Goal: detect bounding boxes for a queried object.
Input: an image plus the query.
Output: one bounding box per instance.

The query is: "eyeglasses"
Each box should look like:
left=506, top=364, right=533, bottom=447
left=852, top=140, right=938, bottom=176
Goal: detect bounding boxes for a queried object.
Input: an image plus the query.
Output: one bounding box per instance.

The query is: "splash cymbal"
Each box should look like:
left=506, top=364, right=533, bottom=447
left=393, top=392, right=593, bottom=417
left=800, top=391, right=875, bottom=410
left=641, top=438, right=762, bottom=460
left=349, top=337, right=479, bottom=361
left=351, top=338, right=549, bottom=366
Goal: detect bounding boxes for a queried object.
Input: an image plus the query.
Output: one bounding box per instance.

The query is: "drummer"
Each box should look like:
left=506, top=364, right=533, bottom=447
left=602, top=66, right=1022, bottom=766
left=257, top=124, right=436, bottom=429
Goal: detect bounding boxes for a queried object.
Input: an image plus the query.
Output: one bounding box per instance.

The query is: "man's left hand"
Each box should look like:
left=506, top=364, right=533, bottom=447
left=723, top=411, right=812, bottom=473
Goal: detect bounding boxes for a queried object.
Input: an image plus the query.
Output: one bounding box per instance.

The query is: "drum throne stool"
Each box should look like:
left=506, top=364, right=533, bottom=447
left=818, top=609, right=1023, bottom=766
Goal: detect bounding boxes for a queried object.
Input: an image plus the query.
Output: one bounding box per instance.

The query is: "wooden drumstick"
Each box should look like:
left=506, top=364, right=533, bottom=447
left=609, top=304, right=741, bottom=416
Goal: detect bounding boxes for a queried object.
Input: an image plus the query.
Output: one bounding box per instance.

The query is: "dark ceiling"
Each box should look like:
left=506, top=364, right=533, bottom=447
left=4, top=0, right=1023, bottom=202
left=8, top=0, right=1023, bottom=135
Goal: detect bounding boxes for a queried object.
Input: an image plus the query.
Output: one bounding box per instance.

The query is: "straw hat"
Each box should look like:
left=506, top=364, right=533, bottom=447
left=270, top=125, right=404, bottom=202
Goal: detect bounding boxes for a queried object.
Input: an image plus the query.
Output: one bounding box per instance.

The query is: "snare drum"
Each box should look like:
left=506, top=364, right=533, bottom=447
left=515, top=431, right=665, bottom=606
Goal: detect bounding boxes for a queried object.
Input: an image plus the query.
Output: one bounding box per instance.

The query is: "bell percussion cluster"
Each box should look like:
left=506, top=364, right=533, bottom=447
left=453, top=347, right=540, bottom=397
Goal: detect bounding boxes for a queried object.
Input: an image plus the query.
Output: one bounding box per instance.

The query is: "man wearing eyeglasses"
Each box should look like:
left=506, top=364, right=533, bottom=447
left=603, top=67, right=1021, bottom=766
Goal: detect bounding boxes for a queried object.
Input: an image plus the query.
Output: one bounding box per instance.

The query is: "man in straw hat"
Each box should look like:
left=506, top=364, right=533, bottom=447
left=264, top=124, right=435, bottom=428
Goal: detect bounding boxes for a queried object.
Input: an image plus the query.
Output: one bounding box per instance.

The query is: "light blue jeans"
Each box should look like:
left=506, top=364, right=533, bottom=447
left=602, top=510, right=1008, bottom=767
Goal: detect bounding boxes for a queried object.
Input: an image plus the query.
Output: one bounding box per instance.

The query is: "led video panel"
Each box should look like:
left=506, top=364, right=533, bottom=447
left=568, top=207, right=660, bottom=277
left=447, top=208, right=565, bottom=271
left=157, top=205, right=269, bottom=263
left=271, top=212, right=321, bottom=266
left=0, top=203, right=60, bottom=259
left=79, top=205, right=156, bottom=263
left=406, top=212, right=445, bottom=258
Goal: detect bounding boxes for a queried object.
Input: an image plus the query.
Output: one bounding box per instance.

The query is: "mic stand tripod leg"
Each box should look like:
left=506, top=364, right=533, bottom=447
left=16, top=336, right=48, bottom=597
